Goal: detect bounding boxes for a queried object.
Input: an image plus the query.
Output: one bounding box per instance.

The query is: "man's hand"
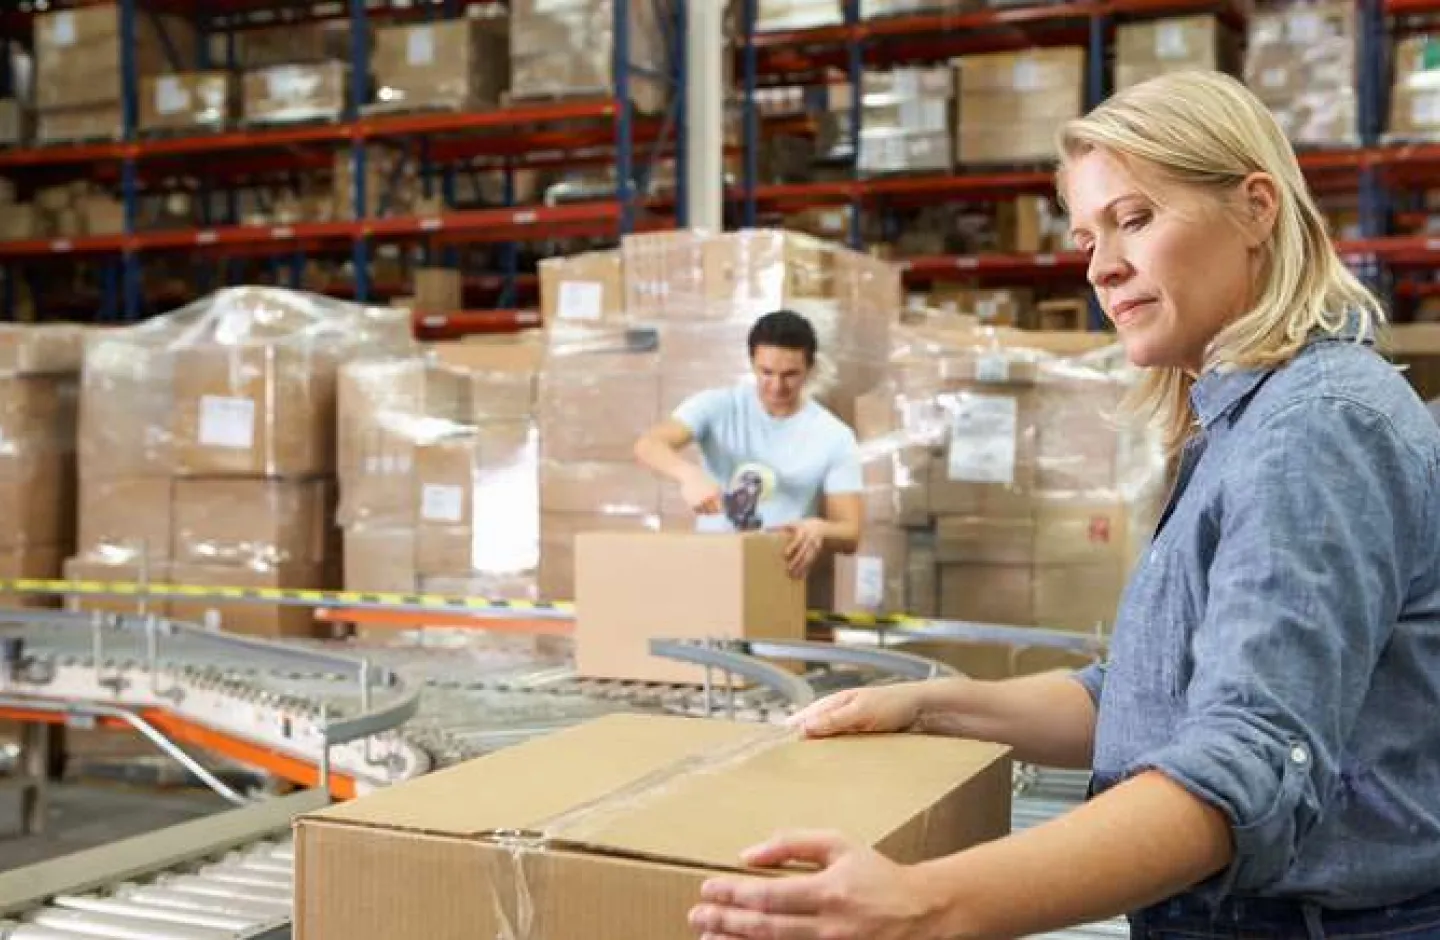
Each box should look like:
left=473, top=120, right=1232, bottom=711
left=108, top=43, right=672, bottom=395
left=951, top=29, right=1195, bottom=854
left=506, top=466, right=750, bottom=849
left=689, top=830, right=943, bottom=940
left=681, top=468, right=724, bottom=515
left=782, top=519, right=827, bottom=579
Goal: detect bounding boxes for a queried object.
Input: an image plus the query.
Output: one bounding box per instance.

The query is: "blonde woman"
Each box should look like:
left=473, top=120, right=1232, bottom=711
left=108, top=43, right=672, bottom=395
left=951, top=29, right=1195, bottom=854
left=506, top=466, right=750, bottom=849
left=688, top=71, right=1440, bottom=940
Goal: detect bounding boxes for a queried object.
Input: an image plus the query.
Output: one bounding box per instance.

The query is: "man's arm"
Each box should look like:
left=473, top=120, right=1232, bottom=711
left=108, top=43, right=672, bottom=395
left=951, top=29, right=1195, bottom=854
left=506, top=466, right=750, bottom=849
left=634, top=417, right=722, bottom=514
left=817, top=491, right=862, bottom=554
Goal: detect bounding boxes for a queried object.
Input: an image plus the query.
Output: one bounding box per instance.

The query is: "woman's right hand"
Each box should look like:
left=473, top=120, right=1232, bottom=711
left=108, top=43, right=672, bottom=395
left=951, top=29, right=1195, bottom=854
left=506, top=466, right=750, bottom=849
left=788, top=683, right=926, bottom=738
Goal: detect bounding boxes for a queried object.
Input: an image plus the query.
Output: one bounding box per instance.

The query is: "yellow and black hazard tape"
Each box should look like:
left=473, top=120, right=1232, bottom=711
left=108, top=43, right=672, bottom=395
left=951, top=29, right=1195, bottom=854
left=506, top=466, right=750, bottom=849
left=0, top=578, right=915, bottom=628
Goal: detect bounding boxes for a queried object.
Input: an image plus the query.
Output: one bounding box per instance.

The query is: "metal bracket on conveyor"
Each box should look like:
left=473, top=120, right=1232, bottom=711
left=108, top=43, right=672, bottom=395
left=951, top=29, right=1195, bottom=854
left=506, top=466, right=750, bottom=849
left=649, top=639, right=817, bottom=717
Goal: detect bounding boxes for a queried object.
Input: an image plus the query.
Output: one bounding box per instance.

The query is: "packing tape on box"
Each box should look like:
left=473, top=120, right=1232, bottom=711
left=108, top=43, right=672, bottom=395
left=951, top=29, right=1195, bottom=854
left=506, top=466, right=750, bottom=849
left=0, top=578, right=1106, bottom=652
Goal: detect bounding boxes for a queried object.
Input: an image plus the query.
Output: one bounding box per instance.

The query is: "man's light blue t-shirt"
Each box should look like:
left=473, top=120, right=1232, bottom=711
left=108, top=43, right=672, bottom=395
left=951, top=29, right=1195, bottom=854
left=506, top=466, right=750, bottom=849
left=673, top=383, right=862, bottom=532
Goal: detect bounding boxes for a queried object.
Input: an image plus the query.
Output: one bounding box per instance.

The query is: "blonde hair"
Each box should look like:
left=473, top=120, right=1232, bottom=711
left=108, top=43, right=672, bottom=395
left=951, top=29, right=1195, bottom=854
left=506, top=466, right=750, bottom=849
left=1056, top=70, right=1384, bottom=453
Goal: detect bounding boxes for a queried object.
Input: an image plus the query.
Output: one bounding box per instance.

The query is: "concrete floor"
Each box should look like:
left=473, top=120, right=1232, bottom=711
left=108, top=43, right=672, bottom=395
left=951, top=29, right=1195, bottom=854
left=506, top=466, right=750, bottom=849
left=0, top=781, right=230, bottom=869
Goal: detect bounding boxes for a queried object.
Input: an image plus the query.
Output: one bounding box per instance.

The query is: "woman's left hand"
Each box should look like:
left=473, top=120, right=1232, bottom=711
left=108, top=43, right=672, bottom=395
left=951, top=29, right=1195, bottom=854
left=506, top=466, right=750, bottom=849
left=687, top=830, right=943, bottom=940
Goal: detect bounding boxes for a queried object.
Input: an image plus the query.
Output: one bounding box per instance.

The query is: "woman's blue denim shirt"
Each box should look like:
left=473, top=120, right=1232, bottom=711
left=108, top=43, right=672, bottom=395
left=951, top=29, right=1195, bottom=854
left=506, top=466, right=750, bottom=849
left=1077, top=324, right=1440, bottom=909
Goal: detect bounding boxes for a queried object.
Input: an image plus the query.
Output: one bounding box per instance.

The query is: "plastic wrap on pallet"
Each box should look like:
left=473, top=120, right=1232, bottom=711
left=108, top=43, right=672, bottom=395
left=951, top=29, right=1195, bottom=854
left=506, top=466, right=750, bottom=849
left=1386, top=34, right=1440, bottom=142
left=843, top=326, right=1165, bottom=630
left=372, top=19, right=509, bottom=113
left=1244, top=0, right=1358, bottom=147
left=140, top=72, right=236, bottom=134
left=243, top=62, right=348, bottom=125
left=338, top=340, right=543, bottom=600
left=508, top=0, right=672, bottom=113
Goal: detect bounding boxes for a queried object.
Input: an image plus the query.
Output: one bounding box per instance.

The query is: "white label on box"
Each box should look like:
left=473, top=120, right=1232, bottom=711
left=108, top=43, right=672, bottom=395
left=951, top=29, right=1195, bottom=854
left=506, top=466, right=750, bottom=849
left=1156, top=22, right=1188, bottom=59
left=854, top=556, right=885, bottom=609
left=1414, top=92, right=1440, bottom=126
left=1013, top=60, right=1041, bottom=92
left=975, top=297, right=1000, bottom=322
left=156, top=77, right=190, bottom=116
left=1287, top=11, right=1322, bottom=43
left=198, top=395, right=256, bottom=451
left=976, top=354, right=1010, bottom=383
left=421, top=484, right=465, bottom=523
left=947, top=394, right=1018, bottom=485
left=52, top=12, right=76, bottom=47
left=407, top=26, right=435, bottom=66
left=558, top=280, right=604, bottom=321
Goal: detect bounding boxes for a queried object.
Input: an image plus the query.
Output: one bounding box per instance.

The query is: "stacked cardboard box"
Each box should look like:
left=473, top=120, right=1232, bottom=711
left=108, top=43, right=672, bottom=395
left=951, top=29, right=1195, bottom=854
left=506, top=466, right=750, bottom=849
left=0, top=100, right=30, bottom=147
left=34, top=4, right=197, bottom=144
left=338, top=337, right=544, bottom=614
left=1244, top=0, right=1358, bottom=146
left=332, top=147, right=425, bottom=220
left=824, top=67, right=954, bottom=176
left=1387, top=34, right=1440, bottom=142
left=371, top=19, right=509, bottom=113
left=1114, top=15, right=1239, bottom=91
left=955, top=48, right=1084, bottom=164
left=139, top=72, right=236, bottom=134
left=537, top=230, right=899, bottom=601
left=243, top=61, right=348, bottom=125
left=0, top=326, right=83, bottom=608
left=72, top=287, right=412, bottom=635
left=509, top=0, right=671, bottom=113
left=839, top=327, right=1165, bottom=634
left=758, top=0, right=843, bottom=29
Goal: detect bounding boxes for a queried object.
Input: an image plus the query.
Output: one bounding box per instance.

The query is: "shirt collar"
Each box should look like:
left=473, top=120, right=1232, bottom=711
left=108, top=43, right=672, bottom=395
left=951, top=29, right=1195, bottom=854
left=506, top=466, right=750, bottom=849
left=1189, top=310, right=1371, bottom=428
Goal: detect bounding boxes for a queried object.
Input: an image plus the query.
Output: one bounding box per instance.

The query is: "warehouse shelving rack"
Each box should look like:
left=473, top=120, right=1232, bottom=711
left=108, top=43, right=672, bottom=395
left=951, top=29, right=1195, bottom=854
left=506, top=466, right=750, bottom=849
left=734, top=0, right=1440, bottom=326
left=0, top=0, right=688, bottom=325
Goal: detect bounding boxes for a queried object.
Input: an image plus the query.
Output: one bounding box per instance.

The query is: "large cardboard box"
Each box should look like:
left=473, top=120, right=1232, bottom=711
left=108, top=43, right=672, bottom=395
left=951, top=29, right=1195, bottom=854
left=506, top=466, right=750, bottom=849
left=939, top=563, right=1033, bottom=626
left=62, top=557, right=173, bottom=618
left=139, top=72, right=235, bottom=133
left=343, top=526, right=417, bottom=595
left=35, top=6, right=197, bottom=112
left=171, top=345, right=336, bottom=477
left=373, top=19, right=508, bottom=111
left=540, top=364, right=661, bottom=463
left=78, top=476, right=173, bottom=562
left=243, top=62, right=347, bottom=125
left=0, top=374, right=76, bottom=482
left=413, top=424, right=539, bottom=579
left=539, top=251, right=626, bottom=328
left=0, top=477, right=68, bottom=550
left=168, top=563, right=326, bottom=637
left=413, top=268, right=463, bottom=311
left=0, top=325, right=84, bottom=375
left=296, top=713, right=1012, bottom=940
left=171, top=478, right=332, bottom=569
left=540, top=460, right=660, bottom=516
left=574, top=531, right=807, bottom=684
left=833, top=526, right=909, bottom=614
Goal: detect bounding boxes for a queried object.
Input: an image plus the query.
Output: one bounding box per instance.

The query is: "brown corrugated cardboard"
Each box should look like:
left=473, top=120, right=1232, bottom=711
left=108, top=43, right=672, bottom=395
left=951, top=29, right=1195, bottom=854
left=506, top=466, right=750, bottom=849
left=62, top=557, right=172, bottom=618
left=169, top=563, right=326, bottom=636
left=0, top=100, right=27, bottom=146
left=0, top=325, right=84, bottom=375
left=907, top=543, right=938, bottom=617
left=78, top=477, right=173, bottom=562
left=574, top=531, right=807, bottom=683
left=296, top=713, right=1011, bottom=940
left=139, top=72, right=235, bottom=133
left=373, top=19, right=508, bottom=112
left=934, top=515, right=1035, bottom=564
left=540, top=364, right=660, bottom=463
left=171, top=344, right=336, bottom=477
left=36, top=105, right=124, bottom=144
left=1033, top=562, right=1124, bottom=632
left=939, top=562, right=1033, bottom=625
left=0, top=204, right=38, bottom=241
left=540, top=460, right=660, bottom=517
left=0, top=374, right=76, bottom=482
left=171, top=478, right=331, bottom=569
left=833, top=526, right=909, bottom=614
left=243, top=62, right=347, bottom=125
left=509, top=0, right=669, bottom=113
left=0, top=477, right=68, bottom=550
left=413, top=268, right=463, bottom=311
left=0, top=547, right=63, bottom=608
left=35, top=6, right=197, bottom=112
left=539, top=251, right=626, bottom=328
left=236, top=21, right=353, bottom=69
left=343, top=526, right=418, bottom=594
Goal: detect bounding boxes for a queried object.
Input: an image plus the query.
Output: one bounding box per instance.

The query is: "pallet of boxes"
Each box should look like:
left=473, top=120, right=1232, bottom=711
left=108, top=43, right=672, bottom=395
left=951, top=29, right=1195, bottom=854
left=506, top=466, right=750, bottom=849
left=537, top=228, right=898, bottom=684
left=0, top=325, right=84, bottom=608
left=336, top=334, right=545, bottom=635
left=68, top=287, right=412, bottom=635
left=839, top=324, right=1166, bottom=679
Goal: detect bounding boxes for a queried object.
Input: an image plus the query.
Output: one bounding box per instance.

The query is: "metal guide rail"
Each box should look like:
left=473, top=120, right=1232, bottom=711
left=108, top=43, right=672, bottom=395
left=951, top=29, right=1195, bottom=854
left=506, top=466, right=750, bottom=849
left=0, top=578, right=1109, bottom=655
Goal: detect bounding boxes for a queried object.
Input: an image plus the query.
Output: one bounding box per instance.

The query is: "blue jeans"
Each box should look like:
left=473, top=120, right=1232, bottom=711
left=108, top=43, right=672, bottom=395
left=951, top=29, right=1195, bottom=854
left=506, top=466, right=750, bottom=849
left=1130, top=889, right=1440, bottom=940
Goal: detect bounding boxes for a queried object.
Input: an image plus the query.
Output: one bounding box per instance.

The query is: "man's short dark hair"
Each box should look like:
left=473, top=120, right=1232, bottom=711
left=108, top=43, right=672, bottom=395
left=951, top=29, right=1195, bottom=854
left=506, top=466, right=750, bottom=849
left=747, top=310, right=817, bottom=366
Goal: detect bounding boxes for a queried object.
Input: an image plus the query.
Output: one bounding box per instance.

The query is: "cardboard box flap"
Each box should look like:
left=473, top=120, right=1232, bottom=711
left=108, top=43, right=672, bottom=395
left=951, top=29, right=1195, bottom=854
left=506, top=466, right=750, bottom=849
left=306, top=713, right=1008, bottom=872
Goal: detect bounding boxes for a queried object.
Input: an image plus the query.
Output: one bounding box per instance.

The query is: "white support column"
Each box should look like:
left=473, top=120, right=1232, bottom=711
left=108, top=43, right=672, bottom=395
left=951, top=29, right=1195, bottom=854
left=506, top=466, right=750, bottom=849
left=686, top=0, right=726, bottom=232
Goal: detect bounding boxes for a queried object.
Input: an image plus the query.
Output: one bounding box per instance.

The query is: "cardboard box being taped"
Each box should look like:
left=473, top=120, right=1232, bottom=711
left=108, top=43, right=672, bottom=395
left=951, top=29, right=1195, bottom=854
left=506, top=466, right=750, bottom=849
left=574, top=531, right=807, bottom=684
left=296, top=713, right=1012, bottom=940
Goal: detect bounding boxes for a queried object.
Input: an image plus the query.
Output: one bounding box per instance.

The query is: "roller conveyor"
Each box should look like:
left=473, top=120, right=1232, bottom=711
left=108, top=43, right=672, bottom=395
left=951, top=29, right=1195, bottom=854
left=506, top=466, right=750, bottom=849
left=0, top=606, right=1120, bottom=939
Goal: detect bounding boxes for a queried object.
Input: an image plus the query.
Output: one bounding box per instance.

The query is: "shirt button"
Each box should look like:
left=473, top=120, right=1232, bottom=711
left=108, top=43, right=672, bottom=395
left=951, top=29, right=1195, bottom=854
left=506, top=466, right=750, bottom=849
left=1291, top=746, right=1309, bottom=765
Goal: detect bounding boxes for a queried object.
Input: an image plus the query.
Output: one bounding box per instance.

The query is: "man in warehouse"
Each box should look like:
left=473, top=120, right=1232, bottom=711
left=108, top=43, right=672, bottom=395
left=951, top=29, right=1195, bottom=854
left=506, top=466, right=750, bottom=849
left=633, top=310, right=863, bottom=580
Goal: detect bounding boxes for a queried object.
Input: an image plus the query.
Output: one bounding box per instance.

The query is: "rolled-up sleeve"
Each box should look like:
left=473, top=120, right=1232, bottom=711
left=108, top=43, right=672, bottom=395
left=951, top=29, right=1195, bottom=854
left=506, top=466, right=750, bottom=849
left=1073, top=661, right=1107, bottom=707
left=1131, top=397, right=1414, bottom=892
